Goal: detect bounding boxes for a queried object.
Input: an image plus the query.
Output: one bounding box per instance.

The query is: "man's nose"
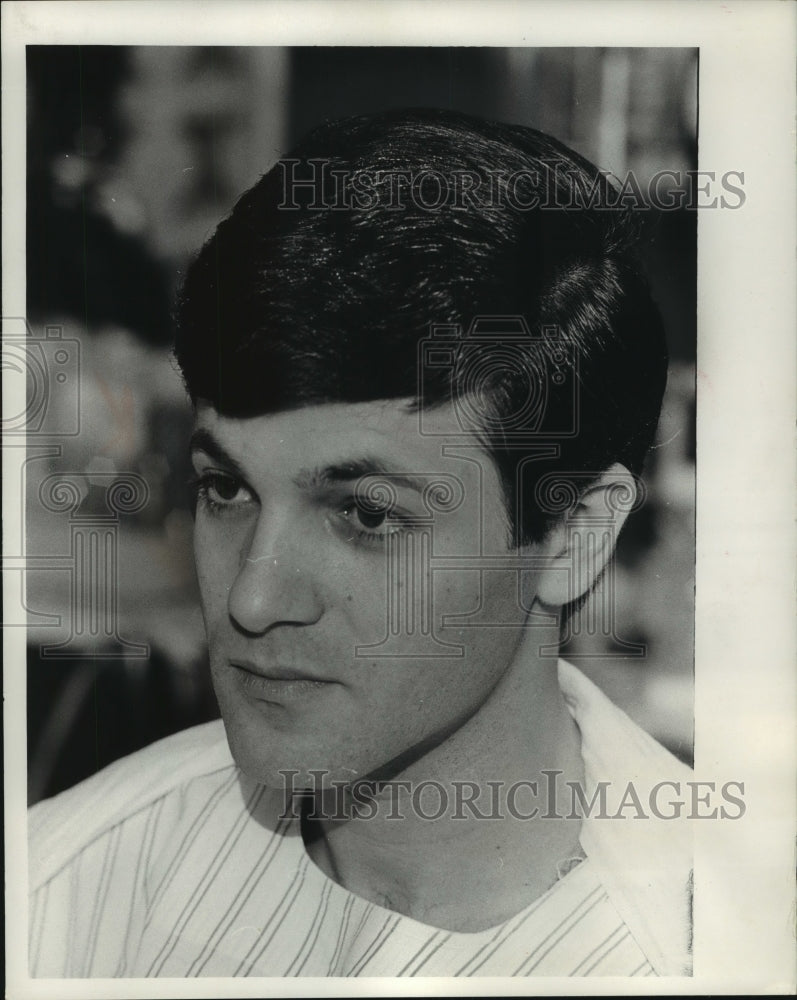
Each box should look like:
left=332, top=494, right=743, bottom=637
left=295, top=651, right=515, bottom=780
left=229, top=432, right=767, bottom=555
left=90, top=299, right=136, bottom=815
left=227, top=514, right=323, bottom=635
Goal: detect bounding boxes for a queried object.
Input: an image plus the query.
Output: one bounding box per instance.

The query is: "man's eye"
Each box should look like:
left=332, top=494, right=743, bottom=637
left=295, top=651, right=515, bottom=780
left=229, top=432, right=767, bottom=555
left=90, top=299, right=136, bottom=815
left=336, top=500, right=405, bottom=544
left=353, top=503, right=389, bottom=530
left=190, top=472, right=253, bottom=514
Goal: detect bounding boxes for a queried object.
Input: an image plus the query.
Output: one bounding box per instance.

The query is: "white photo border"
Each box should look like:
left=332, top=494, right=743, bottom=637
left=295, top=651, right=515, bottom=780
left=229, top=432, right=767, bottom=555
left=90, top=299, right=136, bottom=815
left=3, top=1, right=795, bottom=995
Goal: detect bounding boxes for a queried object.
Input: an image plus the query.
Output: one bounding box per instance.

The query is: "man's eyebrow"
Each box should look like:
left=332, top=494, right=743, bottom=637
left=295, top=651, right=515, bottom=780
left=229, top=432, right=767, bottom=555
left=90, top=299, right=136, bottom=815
left=295, top=458, right=427, bottom=495
left=188, top=428, right=248, bottom=480
left=189, top=434, right=427, bottom=495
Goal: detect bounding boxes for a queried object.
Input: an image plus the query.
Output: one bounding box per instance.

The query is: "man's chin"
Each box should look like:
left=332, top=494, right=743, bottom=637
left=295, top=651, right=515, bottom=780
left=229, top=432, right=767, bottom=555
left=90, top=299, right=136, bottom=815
left=221, top=723, right=363, bottom=791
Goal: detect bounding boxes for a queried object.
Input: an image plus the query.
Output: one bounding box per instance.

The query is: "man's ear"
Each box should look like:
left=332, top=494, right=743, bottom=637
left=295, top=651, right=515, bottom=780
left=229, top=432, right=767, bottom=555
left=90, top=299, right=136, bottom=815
left=530, top=463, right=638, bottom=609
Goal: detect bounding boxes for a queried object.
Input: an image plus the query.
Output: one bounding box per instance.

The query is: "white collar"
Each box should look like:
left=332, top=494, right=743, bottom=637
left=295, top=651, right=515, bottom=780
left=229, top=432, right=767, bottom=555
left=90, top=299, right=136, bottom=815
left=558, top=659, right=693, bottom=976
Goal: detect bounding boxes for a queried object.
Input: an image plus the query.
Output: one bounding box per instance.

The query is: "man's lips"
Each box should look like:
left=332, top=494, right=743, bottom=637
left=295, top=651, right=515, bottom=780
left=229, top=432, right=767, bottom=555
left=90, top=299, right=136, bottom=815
left=228, top=660, right=336, bottom=702
left=229, top=660, right=331, bottom=683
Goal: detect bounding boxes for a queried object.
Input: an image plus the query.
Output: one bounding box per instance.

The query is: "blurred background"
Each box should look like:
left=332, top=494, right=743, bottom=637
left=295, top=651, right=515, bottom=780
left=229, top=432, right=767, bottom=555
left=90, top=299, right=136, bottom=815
left=24, top=46, right=697, bottom=803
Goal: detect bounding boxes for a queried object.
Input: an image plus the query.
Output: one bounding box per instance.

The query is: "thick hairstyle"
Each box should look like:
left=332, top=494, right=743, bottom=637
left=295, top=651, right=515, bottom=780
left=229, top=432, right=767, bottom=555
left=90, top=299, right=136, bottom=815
left=174, top=108, right=668, bottom=545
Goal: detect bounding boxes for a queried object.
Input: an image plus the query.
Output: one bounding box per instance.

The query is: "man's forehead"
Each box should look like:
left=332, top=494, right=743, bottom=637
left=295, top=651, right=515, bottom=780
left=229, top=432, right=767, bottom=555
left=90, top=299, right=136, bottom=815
left=190, top=398, right=488, bottom=473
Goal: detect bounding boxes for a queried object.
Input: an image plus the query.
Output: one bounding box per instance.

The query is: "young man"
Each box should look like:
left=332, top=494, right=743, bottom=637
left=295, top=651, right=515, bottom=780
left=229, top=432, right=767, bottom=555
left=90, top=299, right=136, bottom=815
left=29, top=109, right=693, bottom=978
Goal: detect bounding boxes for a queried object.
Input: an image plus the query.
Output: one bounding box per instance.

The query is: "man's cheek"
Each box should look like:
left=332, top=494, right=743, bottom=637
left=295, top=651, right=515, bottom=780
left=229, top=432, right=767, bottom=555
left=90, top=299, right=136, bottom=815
left=434, top=569, right=487, bottom=624
left=194, top=532, right=238, bottom=604
left=194, top=563, right=235, bottom=640
left=435, top=568, right=527, bottom=646
left=341, top=598, right=390, bottom=657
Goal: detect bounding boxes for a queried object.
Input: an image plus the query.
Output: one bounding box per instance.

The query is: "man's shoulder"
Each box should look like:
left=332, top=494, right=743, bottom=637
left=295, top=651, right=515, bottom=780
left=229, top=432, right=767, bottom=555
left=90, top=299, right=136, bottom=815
left=29, top=719, right=235, bottom=890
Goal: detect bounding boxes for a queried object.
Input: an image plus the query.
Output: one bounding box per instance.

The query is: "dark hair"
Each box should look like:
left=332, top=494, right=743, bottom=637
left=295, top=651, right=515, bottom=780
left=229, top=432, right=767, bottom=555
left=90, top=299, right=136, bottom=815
left=174, top=108, right=667, bottom=544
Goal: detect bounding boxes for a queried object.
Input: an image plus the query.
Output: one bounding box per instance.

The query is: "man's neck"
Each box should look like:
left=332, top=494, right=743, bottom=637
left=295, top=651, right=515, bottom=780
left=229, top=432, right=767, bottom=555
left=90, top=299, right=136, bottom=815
left=302, top=639, right=586, bottom=933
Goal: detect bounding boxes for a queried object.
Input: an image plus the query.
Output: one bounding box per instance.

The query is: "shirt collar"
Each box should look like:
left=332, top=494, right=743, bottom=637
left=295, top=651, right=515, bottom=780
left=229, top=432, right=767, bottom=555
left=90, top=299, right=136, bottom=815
left=558, top=659, right=693, bottom=977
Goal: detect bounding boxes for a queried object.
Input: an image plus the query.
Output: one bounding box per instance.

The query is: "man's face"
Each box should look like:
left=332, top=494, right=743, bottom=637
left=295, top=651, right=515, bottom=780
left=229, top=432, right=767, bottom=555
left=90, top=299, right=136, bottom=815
left=191, top=399, right=542, bottom=787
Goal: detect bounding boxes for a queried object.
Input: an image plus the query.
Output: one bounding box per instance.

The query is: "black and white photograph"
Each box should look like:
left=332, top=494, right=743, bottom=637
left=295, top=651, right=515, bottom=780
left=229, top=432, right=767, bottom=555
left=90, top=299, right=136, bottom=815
left=3, top=1, right=795, bottom=995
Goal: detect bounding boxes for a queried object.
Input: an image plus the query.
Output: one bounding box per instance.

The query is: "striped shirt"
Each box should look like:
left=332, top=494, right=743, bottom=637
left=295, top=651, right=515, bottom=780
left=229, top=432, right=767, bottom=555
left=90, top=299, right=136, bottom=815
left=28, top=661, right=693, bottom=978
